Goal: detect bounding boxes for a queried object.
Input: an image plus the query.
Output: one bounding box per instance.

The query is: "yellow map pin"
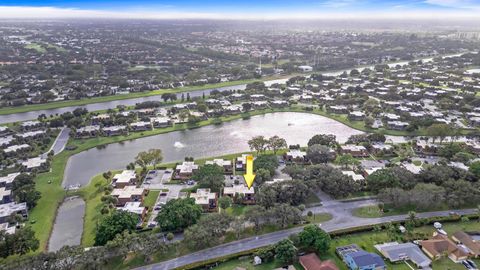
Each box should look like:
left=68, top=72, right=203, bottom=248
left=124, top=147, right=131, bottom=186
left=243, top=155, right=256, bottom=189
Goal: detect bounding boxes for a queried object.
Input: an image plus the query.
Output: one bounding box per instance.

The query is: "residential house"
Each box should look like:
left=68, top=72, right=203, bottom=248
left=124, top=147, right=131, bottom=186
left=0, top=126, right=9, bottom=137
left=0, top=173, right=20, bottom=190
left=340, top=145, right=369, bottom=157
left=118, top=201, right=147, bottom=221
left=75, top=125, right=101, bottom=138
left=235, top=154, right=250, bottom=171
left=205, top=159, right=233, bottom=174
left=91, top=114, right=111, bottom=125
left=0, top=136, right=14, bottom=148
left=0, top=187, right=11, bottom=204
left=374, top=242, right=431, bottom=269
left=420, top=233, right=469, bottom=262
left=102, top=125, right=128, bottom=136
left=21, top=156, right=47, bottom=171
left=336, top=244, right=386, bottom=270
left=299, top=253, right=339, bottom=270
left=190, top=188, right=217, bottom=212
left=452, top=231, right=480, bottom=258
left=348, top=111, right=365, bottom=121
left=151, top=117, right=173, bottom=128
left=270, top=100, right=289, bottom=108
left=342, top=171, right=365, bottom=182
left=327, top=105, right=349, bottom=114
left=344, top=251, right=386, bottom=270
left=20, top=121, right=42, bottom=131
left=223, top=184, right=255, bottom=205
left=0, top=202, right=28, bottom=224
left=112, top=170, right=137, bottom=188
left=387, top=121, right=409, bottom=130
left=174, top=162, right=199, bottom=180
left=16, top=130, right=46, bottom=140
left=130, top=121, right=152, bottom=132
left=370, top=144, right=394, bottom=156
left=3, top=144, right=30, bottom=156
left=111, top=186, right=146, bottom=207
left=284, top=149, right=308, bottom=163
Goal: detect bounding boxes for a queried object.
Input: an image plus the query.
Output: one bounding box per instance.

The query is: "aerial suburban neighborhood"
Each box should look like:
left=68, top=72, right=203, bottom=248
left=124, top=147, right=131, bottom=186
left=1, top=5, right=480, bottom=270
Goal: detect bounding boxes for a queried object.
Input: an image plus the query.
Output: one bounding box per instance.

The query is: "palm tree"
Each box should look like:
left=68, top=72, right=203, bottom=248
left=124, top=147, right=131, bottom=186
left=408, top=211, right=417, bottom=224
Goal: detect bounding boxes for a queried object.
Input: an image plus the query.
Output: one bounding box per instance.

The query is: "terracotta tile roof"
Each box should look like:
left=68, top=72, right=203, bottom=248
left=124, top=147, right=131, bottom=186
left=299, top=253, right=339, bottom=270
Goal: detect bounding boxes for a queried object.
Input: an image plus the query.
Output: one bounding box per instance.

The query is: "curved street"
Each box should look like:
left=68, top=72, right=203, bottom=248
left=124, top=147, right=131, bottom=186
left=136, top=191, right=477, bottom=270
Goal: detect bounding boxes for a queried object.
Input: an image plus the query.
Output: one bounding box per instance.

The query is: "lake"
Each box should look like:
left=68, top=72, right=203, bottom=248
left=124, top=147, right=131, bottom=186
left=63, top=112, right=376, bottom=187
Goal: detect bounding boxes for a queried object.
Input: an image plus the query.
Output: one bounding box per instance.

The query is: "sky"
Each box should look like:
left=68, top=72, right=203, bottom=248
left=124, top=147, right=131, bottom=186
left=0, top=0, right=479, bottom=19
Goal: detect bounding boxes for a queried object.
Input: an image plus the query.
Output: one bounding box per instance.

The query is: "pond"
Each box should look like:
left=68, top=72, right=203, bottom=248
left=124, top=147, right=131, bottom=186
left=48, top=196, right=85, bottom=252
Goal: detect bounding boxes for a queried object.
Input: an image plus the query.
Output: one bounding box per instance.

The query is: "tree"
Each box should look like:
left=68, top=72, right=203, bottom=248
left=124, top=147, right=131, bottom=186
left=193, top=164, right=225, bottom=192
left=274, top=239, right=297, bottom=264
left=183, top=213, right=233, bottom=249
left=426, top=124, right=452, bottom=143
left=470, top=161, right=480, bottom=178
left=255, top=168, right=272, bottom=186
left=94, top=210, right=138, bottom=246
left=218, top=196, right=232, bottom=210
left=155, top=198, right=202, bottom=232
left=366, top=169, right=400, bottom=194
left=149, top=149, right=163, bottom=169
left=248, top=136, right=269, bottom=154
left=298, top=224, right=331, bottom=253
left=254, top=154, right=279, bottom=176
left=135, top=150, right=154, bottom=171
left=307, top=144, right=333, bottom=164
left=270, top=203, right=303, bottom=228
left=268, top=135, right=287, bottom=154
left=0, top=227, right=39, bottom=258
left=336, top=154, right=356, bottom=169
left=11, top=174, right=41, bottom=209
left=307, top=134, right=337, bottom=147
left=254, top=246, right=275, bottom=263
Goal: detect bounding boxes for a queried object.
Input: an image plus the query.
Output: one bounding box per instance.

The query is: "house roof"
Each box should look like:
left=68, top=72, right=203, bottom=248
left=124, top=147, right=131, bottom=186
left=299, top=253, right=339, bottom=270
left=452, top=231, right=480, bottom=256
left=374, top=242, right=431, bottom=267
left=347, top=250, right=385, bottom=268
left=421, top=234, right=469, bottom=258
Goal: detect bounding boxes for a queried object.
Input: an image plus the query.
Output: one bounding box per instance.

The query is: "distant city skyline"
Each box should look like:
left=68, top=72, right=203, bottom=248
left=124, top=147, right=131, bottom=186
left=0, top=0, right=479, bottom=19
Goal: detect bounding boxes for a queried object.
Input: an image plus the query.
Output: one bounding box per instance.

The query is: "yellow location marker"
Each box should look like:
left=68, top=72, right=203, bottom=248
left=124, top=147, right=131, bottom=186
left=243, top=155, right=256, bottom=189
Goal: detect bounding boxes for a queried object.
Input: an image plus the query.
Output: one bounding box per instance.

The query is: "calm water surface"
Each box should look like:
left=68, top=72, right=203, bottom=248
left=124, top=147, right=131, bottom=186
left=48, top=197, right=85, bottom=252
left=63, top=112, right=374, bottom=187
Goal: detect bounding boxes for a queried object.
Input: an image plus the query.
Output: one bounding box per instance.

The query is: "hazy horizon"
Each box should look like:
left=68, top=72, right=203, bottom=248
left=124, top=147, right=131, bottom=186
left=1, top=0, right=480, bottom=20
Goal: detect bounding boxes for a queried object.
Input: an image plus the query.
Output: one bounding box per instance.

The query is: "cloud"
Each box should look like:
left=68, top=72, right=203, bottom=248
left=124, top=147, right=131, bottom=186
left=424, top=0, right=480, bottom=9
left=0, top=5, right=479, bottom=20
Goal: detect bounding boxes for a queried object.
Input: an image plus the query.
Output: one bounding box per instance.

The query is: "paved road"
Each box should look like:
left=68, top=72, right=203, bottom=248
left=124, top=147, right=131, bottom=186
left=49, top=127, right=70, bottom=155
left=137, top=201, right=477, bottom=270
left=41, top=127, right=70, bottom=159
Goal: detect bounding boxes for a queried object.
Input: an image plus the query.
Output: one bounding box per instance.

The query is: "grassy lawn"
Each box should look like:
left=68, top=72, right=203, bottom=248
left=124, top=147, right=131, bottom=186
left=306, top=213, right=333, bottom=223
left=225, top=205, right=250, bottom=216
left=352, top=204, right=425, bottom=218
left=352, top=203, right=477, bottom=218
left=212, top=257, right=304, bottom=270
left=304, top=191, right=321, bottom=205
left=73, top=173, right=112, bottom=247
left=144, top=190, right=160, bottom=208
left=25, top=43, right=46, bottom=53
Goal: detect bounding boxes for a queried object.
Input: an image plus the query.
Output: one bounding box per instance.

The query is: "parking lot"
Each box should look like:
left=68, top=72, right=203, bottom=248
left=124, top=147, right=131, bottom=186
left=143, top=169, right=188, bottom=227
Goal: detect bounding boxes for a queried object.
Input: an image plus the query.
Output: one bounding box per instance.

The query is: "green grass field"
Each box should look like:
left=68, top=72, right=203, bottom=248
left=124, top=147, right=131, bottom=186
left=25, top=43, right=46, bottom=53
